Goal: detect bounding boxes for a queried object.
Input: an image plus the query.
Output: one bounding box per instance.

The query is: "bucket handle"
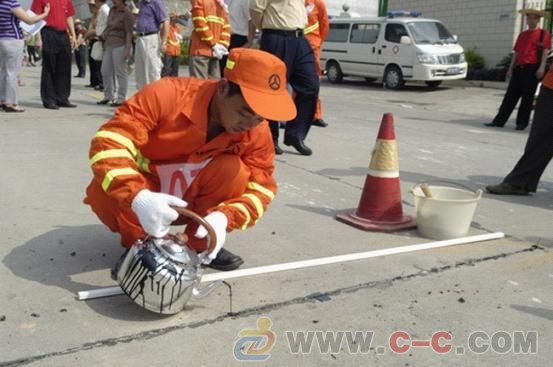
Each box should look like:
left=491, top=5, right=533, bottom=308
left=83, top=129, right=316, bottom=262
left=411, top=180, right=482, bottom=199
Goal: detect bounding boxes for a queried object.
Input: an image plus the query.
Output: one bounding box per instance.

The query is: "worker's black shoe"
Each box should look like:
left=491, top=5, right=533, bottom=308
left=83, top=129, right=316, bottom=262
left=274, top=142, right=284, bottom=155
left=311, top=119, right=328, bottom=128
left=284, top=136, right=312, bottom=156
left=485, top=182, right=529, bottom=196
left=205, top=248, right=244, bottom=271
left=483, top=122, right=503, bottom=128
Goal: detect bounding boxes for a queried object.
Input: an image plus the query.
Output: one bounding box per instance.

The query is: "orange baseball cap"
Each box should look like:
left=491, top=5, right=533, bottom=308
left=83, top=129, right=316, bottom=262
left=224, top=48, right=297, bottom=121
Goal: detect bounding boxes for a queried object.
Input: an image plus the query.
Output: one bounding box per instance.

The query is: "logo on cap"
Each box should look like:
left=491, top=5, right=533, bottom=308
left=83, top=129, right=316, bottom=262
left=268, top=74, right=281, bottom=90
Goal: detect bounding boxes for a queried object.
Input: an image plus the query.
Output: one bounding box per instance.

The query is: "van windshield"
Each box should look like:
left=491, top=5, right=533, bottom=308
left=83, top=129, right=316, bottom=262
left=406, top=21, right=456, bottom=44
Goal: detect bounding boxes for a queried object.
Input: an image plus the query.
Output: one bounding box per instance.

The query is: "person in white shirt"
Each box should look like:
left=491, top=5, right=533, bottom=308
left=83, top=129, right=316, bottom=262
left=219, top=0, right=254, bottom=76
left=95, top=0, right=110, bottom=38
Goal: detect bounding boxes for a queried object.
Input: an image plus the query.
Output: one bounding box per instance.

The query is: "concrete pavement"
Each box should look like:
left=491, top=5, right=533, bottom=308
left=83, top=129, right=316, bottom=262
left=0, top=65, right=551, bottom=366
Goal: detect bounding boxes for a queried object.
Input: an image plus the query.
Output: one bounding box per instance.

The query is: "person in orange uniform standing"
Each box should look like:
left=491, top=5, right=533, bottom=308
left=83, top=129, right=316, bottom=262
left=486, top=65, right=553, bottom=195
left=161, top=12, right=182, bottom=77
left=304, top=0, right=329, bottom=128
left=189, top=0, right=231, bottom=79
left=84, top=48, right=296, bottom=271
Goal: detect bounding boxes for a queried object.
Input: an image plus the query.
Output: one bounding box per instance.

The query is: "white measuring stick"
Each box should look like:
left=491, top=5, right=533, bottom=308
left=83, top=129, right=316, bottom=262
left=77, top=232, right=504, bottom=301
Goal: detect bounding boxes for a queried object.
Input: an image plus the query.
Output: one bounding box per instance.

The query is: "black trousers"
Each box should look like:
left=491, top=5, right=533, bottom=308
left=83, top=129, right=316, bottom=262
left=220, top=34, right=248, bottom=77
left=504, top=86, right=553, bottom=192
left=88, top=40, right=103, bottom=87
left=40, top=27, right=72, bottom=106
left=27, top=45, right=40, bottom=63
left=260, top=31, right=319, bottom=142
left=161, top=55, right=180, bottom=77
left=492, top=64, right=539, bottom=128
left=74, top=44, right=87, bottom=77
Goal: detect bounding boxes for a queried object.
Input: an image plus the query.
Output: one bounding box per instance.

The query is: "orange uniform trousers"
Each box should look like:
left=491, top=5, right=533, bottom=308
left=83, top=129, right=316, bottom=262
left=311, top=44, right=323, bottom=121
left=85, top=154, right=249, bottom=251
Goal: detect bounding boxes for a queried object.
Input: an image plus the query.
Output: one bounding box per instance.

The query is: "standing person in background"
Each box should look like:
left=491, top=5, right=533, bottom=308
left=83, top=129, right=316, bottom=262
left=92, top=0, right=110, bottom=91
left=85, top=0, right=103, bottom=89
left=484, top=8, right=551, bottom=131
left=250, top=0, right=320, bottom=156
left=97, top=0, right=133, bottom=107
left=219, top=0, right=254, bottom=77
left=486, top=66, right=553, bottom=195
left=161, top=12, right=182, bottom=77
left=0, top=0, right=49, bottom=112
left=134, top=0, right=169, bottom=90
left=73, top=19, right=87, bottom=78
left=26, top=32, right=40, bottom=66
left=31, top=0, right=78, bottom=110
left=304, top=0, right=329, bottom=128
left=189, top=0, right=230, bottom=79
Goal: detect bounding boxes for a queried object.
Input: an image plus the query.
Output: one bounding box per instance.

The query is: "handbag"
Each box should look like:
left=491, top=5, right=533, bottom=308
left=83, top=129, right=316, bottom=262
left=91, top=41, right=103, bottom=61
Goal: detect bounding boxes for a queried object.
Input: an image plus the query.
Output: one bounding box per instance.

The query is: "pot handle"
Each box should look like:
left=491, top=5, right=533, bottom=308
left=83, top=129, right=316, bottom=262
left=411, top=180, right=479, bottom=195
left=171, top=207, right=217, bottom=256
left=192, top=280, right=223, bottom=300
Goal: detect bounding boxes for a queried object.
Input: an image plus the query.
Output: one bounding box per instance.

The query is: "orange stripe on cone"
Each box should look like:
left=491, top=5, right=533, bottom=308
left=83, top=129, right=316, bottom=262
left=336, top=113, right=416, bottom=231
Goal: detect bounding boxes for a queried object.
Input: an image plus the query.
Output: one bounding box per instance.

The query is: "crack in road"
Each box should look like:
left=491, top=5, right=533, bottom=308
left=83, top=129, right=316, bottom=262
left=0, top=244, right=543, bottom=367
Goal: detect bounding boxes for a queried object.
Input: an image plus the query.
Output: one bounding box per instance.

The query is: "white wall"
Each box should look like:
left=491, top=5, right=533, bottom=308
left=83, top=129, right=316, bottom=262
left=388, top=0, right=542, bottom=67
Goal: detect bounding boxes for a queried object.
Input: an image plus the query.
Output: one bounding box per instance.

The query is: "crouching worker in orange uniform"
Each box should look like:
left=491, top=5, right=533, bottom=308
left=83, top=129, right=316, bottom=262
left=84, top=48, right=296, bottom=271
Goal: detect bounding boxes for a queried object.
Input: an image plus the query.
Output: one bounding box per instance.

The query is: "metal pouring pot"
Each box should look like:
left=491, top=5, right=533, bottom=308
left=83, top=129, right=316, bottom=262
left=116, top=207, right=222, bottom=314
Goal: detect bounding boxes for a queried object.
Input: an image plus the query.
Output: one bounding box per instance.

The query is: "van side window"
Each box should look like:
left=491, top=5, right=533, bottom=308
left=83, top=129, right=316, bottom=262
left=385, top=24, right=408, bottom=43
left=326, top=23, right=350, bottom=42
left=350, top=23, right=380, bottom=44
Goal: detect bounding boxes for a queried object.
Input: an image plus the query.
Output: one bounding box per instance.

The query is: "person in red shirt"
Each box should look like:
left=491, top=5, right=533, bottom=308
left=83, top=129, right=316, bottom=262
left=31, top=0, right=78, bottom=109
left=486, top=64, right=553, bottom=195
left=84, top=48, right=296, bottom=271
left=485, top=8, right=551, bottom=130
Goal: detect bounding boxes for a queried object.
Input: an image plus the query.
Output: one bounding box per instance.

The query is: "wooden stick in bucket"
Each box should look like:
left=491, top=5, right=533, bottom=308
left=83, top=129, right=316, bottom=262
left=420, top=183, right=433, bottom=198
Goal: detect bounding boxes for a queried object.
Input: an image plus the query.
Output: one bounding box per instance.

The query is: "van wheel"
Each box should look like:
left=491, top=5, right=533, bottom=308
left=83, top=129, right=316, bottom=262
left=425, top=81, right=442, bottom=88
left=384, top=66, right=404, bottom=90
left=326, top=62, right=343, bottom=83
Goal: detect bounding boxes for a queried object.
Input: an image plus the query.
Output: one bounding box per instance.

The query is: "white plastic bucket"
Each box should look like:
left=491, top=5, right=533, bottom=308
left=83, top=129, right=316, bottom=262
left=411, top=182, right=483, bottom=240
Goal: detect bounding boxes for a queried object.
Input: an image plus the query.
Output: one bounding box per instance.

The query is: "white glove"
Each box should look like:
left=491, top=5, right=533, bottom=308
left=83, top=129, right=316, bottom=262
left=195, top=211, right=228, bottom=262
left=211, top=43, right=229, bottom=60
left=131, top=189, right=187, bottom=238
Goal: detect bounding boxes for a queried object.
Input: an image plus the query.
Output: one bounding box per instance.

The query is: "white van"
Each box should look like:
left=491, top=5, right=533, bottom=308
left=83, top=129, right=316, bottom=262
left=320, top=13, right=468, bottom=89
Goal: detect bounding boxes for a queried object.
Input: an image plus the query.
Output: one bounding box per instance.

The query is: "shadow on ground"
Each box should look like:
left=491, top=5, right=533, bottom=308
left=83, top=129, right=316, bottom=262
left=1, top=225, right=194, bottom=321
left=511, top=304, right=553, bottom=321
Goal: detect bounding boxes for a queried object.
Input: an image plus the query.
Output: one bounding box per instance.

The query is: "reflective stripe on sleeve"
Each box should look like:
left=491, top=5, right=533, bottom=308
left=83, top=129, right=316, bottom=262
left=95, top=131, right=138, bottom=156
left=90, top=149, right=134, bottom=165
left=247, top=182, right=275, bottom=200
left=304, top=21, right=319, bottom=35
left=242, top=193, right=264, bottom=219
left=205, top=15, right=224, bottom=24
left=101, top=168, right=139, bottom=191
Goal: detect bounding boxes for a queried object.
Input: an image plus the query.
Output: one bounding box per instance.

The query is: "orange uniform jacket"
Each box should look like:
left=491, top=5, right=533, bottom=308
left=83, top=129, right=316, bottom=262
left=304, top=0, right=329, bottom=49
left=85, top=78, right=276, bottom=232
left=166, top=24, right=182, bottom=57
left=190, top=0, right=231, bottom=57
